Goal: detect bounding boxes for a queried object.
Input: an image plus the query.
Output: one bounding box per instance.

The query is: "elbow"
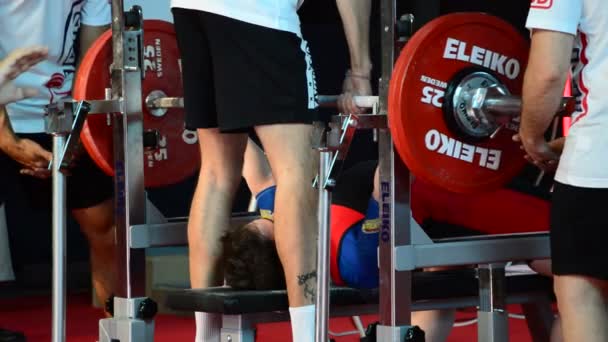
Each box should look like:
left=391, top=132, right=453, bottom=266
left=524, top=66, right=567, bottom=96
left=531, top=65, right=565, bottom=86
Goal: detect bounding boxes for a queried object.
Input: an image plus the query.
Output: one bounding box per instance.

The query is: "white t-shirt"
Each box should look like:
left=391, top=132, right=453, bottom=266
left=526, top=0, right=608, bottom=188
left=0, top=0, right=111, bottom=133
left=170, top=0, right=305, bottom=35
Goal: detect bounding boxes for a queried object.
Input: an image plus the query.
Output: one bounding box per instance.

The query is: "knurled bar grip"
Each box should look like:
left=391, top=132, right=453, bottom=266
left=147, top=95, right=381, bottom=110
left=317, top=95, right=379, bottom=109
left=480, top=95, right=575, bottom=118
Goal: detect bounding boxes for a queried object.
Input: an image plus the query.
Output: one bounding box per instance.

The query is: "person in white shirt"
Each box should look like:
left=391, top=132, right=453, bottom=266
left=0, top=0, right=115, bottom=311
left=519, top=0, right=608, bottom=341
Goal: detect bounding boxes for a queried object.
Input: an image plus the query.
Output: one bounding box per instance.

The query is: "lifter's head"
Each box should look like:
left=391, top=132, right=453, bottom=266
left=224, top=219, right=285, bottom=290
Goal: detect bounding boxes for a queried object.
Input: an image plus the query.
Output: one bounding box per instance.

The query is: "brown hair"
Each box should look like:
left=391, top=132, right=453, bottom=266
left=224, top=222, right=286, bottom=290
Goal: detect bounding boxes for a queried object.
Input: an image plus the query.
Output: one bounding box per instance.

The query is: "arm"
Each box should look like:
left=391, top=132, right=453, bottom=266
left=0, top=105, right=15, bottom=150
left=77, top=23, right=109, bottom=70
left=0, top=47, right=48, bottom=149
left=335, top=0, right=372, bottom=76
left=243, top=139, right=275, bottom=196
left=519, top=30, right=574, bottom=149
left=77, top=0, right=111, bottom=70
left=336, top=0, right=373, bottom=114
left=0, top=47, right=52, bottom=176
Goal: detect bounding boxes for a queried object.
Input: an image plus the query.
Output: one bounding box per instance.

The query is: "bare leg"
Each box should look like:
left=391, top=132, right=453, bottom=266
left=242, top=139, right=275, bottom=196
left=255, top=124, right=318, bottom=307
left=71, top=199, right=115, bottom=305
left=528, top=259, right=564, bottom=342
left=551, top=315, right=564, bottom=342
left=554, top=275, right=608, bottom=342
left=411, top=310, right=455, bottom=342
left=529, top=259, right=553, bottom=277
left=189, top=129, right=247, bottom=342
left=188, top=129, right=248, bottom=289
left=412, top=267, right=456, bottom=341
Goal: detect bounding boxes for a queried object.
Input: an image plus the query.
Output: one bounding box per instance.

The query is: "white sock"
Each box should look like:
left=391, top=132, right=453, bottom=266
left=289, top=305, right=316, bottom=342
left=195, top=311, right=221, bottom=342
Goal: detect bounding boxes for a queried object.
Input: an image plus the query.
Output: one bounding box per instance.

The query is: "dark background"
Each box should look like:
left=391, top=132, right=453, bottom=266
left=4, top=0, right=531, bottom=291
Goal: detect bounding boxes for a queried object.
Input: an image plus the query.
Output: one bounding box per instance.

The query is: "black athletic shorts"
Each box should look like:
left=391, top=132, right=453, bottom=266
left=0, top=134, right=113, bottom=210
left=550, top=182, right=608, bottom=280
left=172, top=8, right=318, bottom=132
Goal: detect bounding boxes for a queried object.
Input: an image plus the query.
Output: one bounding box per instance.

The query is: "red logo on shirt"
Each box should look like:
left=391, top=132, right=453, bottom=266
left=45, top=73, right=71, bottom=103
left=531, top=0, right=553, bottom=9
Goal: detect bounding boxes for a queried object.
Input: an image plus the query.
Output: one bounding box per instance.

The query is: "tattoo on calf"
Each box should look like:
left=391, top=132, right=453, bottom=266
left=297, top=271, right=317, bottom=302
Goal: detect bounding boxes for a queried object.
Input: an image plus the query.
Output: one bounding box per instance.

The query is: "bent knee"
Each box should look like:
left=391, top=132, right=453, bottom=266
left=72, top=201, right=114, bottom=240
left=554, top=275, right=608, bottom=300
left=198, top=167, right=243, bottom=191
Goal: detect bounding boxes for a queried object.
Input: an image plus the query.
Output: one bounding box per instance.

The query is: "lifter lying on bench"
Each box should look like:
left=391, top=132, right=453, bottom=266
left=223, top=137, right=565, bottom=342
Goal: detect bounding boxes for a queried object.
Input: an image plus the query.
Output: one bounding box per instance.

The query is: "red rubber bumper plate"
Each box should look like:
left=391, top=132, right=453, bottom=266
left=389, top=13, right=529, bottom=193
left=74, top=20, right=199, bottom=188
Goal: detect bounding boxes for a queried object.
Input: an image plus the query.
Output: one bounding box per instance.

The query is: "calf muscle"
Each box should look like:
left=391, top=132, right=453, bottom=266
left=256, top=124, right=319, bottom=307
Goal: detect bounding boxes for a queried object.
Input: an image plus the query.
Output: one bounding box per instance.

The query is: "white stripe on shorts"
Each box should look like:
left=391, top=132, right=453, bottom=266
left=298, top=35, right=318, bottom=109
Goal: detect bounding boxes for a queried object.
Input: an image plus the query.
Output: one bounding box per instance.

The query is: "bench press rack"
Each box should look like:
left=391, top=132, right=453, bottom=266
left=44, top=1, right=557, bottom=342
left=311, top=1, right=554, bottom=342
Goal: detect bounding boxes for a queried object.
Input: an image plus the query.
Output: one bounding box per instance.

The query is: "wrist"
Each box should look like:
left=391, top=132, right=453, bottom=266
left=520, top=133, right=544, bottom=149
left=0, top=132, right=18, bottom=152
left=0, top=110, right=18, bottom=152
left=349, top=62, right=372, bottom=77
left=519, top=125, right=542, bottom=143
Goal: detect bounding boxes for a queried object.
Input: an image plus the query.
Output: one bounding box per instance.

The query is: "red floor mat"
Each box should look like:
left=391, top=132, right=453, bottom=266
left=0, top=294, right=533, bottom=341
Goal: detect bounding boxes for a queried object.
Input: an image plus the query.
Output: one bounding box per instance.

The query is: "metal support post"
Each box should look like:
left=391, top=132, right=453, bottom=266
left=315, top=150, right=333, bottom=342
left=477, top=264, right=508, bottom=342
left=221, top=316, right=256, bottom=342
left=46, top=100, right=90, bottom=342
left=99, top=2, right=155, bottom=341
left=52, top=134, right=67, bottom=342
left=376, top=0, right=417, bottom=341
left=110, top=3, right=147, bottom=301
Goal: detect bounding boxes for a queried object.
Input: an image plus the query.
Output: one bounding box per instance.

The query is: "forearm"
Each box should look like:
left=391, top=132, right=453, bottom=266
left=520, top=74, right=567, bottom=143
left=336, top=0, right=372, bottom=74
left=0, top=106, right=17, bottom=152
left=520, top=30, right=573, bottom=144
left=243, top=139, right=275, bottom=196
left=77, top=24, right=110, bottom=70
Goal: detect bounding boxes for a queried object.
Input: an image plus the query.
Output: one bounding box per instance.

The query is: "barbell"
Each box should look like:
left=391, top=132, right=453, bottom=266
left=72, top=13, right=572, bottom=191
left=389, top=12, right=571, bottom=193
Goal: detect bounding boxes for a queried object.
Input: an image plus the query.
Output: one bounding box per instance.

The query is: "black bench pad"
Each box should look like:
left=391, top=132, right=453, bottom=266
left=166, top=270, right=552, bottom=315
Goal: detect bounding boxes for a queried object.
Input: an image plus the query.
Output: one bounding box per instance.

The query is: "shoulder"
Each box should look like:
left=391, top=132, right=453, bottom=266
left=526, top=0, right=582, bottom=35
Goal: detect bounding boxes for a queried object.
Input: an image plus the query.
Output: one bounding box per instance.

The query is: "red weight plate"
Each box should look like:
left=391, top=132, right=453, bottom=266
left=389, top=13, right=529, bottom=193
left=74, top=20, right=200, bottom=188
